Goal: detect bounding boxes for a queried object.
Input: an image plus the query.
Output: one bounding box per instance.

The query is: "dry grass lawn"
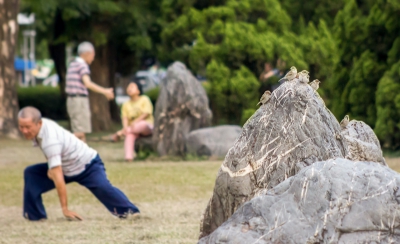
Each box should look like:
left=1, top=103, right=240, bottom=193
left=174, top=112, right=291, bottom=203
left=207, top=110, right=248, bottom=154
left=1, top=137, right=400, bottom=244
left=0, top=138, right=221, bottom=244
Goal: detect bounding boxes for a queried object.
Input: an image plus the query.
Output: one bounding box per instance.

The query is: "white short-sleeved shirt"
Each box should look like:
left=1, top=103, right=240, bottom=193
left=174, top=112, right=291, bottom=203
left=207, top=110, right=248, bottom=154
left=33, top=118, right=97, bottom=176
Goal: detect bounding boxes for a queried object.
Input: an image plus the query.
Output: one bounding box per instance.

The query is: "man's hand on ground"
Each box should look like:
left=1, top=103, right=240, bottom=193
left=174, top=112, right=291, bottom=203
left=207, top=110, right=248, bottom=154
left=63, top=208, right=83, bottom=221
left=103, top=88, right=114, bottom=100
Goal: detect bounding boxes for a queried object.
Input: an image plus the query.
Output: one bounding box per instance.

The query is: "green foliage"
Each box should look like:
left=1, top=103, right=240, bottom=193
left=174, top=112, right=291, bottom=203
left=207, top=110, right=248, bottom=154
left=337, top=51, right=385, bottom=125
left=18, top=86, right=67, bottom=120
left=205, top=60, right=259, bottom=124
left=375, top=61, right=400, bottom=148
left=144, top=87, right=160, bottom=106
left=241, top=108, right=257, bottom=125
left=280, top=0, right=345, bottom=30
left=21, top=0, right=162, bottom=74
left=18, top=0, right=400, bottom=147
left=159, top=0, right=340, bottom=124
left=326, top=0, right=400, bottom=146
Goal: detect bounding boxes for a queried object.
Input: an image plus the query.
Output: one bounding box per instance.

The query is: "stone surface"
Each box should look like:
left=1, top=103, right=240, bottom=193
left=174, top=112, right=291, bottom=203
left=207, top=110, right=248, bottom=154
left=199, top=79, right=349, bottom=238
left=341, top=119, right=387, bottom=165
left=152, top=61, right=212, bottom=156
left=199, top=158, right=400, bottom=244
left=185, top=125, right=242, bottom=158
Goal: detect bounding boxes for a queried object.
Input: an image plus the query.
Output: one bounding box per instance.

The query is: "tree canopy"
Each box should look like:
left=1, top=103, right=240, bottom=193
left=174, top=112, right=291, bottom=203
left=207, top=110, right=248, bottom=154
left=14, top=0, right=400, bottom=147
left=159, top=0, right=339, bottom=124
left=327, top=0, right=400, bottom=147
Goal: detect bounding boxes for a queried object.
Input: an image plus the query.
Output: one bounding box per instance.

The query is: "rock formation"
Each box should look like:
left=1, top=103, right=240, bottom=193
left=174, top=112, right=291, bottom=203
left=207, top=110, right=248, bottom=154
left=199, top=78, right=348, bottom=238
left=152, top=62, right=212, bottom=156
left=185, top=125, right=242, bottom=158
left=199, top=159, right=399, bottom=243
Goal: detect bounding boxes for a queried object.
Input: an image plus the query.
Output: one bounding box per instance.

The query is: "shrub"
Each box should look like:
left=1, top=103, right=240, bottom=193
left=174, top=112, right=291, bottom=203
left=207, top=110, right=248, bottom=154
left=206, top=60, right=260, bottom=125
left=18, top=86, right=67, bottom=120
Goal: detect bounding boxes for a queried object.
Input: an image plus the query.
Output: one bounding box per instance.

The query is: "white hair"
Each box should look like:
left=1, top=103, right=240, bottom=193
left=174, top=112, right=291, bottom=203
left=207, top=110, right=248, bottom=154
left=77, top=41, right=94, bottom=55
left=18, top=106, right=42, bottom=123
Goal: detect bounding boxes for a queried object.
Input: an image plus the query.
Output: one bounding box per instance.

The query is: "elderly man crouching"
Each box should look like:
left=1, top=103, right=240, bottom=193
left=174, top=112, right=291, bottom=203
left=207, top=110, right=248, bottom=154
left=18, top=106, right=139, bottom=221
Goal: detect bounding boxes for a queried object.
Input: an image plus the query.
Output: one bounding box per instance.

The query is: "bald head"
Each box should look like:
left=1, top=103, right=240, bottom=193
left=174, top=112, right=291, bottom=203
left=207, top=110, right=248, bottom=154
left=18, top=106, right=42, bottom=124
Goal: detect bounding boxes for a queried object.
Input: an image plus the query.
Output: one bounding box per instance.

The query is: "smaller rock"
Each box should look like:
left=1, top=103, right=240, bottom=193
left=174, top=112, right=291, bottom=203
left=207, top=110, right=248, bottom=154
left=185, top=125, right=241, bottom=158
left=135, top=136, right=153, bottom=152
left=341, top=119, right=386, bottom=165
left=152, top=61, right=212, bottom=156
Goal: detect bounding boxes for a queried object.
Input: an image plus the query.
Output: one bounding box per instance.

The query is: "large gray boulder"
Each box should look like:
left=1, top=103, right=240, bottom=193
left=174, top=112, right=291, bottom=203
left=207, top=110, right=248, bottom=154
left=199, top=79, right=349, bottom=238
left=152, top=62, right=212, bottom=156
left=199, top=158, right=400, bottom=244
left=185, top=125, right=242, bottom=158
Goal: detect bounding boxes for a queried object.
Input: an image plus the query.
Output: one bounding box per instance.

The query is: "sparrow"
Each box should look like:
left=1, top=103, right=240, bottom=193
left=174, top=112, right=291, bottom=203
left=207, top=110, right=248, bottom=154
left=298, top=70, right=310, bottom=83
left=278, top=66, right=297, bottom=83
left=309, top=79, right=321, bottom=90
left=299, top=70, right=309, bottom=75
left=340, top=115, right=349, bottom=128
left=257, top=90, right=272, bottom=106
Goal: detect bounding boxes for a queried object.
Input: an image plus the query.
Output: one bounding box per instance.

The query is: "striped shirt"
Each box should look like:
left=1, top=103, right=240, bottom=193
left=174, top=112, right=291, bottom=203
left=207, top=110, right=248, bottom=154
left=33, top=118, right=97, bottom=176
left=65, top=57, right=90, bottom=96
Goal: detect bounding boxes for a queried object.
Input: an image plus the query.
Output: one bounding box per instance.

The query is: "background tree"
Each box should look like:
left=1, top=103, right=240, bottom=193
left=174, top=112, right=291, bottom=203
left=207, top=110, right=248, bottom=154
left=280, top=0, right=345, bottom=29
left=327, top=0, right=400, bottom=147
left=15, top=0, right=400, bottom=148
left=0, top=0, right=20, bottom=138
left=21, top=0, right=162, bottom=130
left=159, top=0, right=339, bottom=125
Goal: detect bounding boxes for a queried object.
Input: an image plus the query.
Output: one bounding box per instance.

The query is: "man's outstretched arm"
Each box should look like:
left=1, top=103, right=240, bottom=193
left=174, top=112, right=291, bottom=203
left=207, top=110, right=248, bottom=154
left=49, top=165, right=83, bottom=220
left=82, top=74, right=114, bottom=100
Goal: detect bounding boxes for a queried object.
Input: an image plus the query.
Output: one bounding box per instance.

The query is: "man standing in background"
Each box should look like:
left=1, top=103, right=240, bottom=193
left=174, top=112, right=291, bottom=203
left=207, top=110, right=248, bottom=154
left=65, top=42, right=114, bottom=142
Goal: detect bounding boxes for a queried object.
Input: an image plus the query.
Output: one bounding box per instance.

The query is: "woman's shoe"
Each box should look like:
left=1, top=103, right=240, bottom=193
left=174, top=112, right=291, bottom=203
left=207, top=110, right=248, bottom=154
left=110, top=133, right=120, bottom=142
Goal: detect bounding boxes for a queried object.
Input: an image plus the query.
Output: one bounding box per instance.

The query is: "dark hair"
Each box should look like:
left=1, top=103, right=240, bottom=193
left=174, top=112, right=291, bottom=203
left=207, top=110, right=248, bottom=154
left=130, top=79, right=143, bottom=95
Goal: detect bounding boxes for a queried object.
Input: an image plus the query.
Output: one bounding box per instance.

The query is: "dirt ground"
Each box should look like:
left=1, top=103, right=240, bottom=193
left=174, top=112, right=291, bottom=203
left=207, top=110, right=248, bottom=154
left=1, top=137, right=399, bottom=244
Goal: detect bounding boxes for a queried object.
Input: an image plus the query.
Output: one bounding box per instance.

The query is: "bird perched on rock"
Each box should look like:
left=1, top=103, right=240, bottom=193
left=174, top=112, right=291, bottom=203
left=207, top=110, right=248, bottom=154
left=340, top=115, right=349, bottom=128
left=299, top=70, right=309, bottom=75
left=309, top=79, right=321, bottom=90
left=278, top=66, right=297, bottom=83
left=298, top=70, right=310, bottom=83
left=257, top=90, right=272, bottom=106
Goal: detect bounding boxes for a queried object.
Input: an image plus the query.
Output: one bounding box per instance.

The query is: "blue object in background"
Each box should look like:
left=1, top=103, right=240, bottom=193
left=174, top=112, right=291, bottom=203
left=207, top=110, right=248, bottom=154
left=14, top=57, right=35, bottom=71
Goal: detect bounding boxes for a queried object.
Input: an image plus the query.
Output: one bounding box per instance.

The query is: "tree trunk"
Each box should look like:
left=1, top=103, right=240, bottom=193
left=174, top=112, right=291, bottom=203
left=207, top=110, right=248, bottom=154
left=89, top=43, right=112, bottom=131
left=0, top=0, right=20, bottom=138
left=48, top=8, right=67, bottom=101
left=108, top=42, right=120, bottom=123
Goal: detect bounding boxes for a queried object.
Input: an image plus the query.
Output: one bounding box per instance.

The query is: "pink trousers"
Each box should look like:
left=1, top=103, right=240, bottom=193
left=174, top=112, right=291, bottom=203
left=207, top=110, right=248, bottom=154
left=124, top=121, right=153, bottom=160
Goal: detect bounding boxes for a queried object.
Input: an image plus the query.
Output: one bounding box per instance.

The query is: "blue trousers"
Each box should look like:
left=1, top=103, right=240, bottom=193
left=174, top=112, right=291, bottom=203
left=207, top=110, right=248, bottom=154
left=23, top=155, right=139, bottom=220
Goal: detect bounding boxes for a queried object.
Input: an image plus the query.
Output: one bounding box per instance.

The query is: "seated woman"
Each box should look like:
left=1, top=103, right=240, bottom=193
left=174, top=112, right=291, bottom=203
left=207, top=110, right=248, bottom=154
left=112, top=80, right=154, bottom=161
